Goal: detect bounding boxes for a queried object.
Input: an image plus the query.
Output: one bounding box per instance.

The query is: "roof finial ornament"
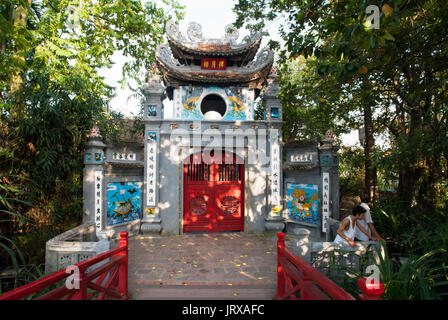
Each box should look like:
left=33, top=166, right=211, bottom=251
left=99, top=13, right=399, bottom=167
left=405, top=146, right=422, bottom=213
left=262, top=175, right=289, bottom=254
left=89, top=125, right=102, bottom=139
left=322, top=129, right=336, bottom=145
left=187, top=21, right=203, bottom=42
left=224, top=24, right=239, bottom=43
left=143, top=61, right=164, bottom=94
left=268, top=66, right=279, bottom=79
left=147, top=62, right=161, bottom=81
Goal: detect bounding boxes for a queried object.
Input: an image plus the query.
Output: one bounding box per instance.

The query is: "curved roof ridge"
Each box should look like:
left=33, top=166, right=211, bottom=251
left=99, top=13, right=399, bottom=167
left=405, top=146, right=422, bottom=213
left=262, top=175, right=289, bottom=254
left=165, top=20, right=263, bottom=56
left=155, top=43, right=274, bottom=89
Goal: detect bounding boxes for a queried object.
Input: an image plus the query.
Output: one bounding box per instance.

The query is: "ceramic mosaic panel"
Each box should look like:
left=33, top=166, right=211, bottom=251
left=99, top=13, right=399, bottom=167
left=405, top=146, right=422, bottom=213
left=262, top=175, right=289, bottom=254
left=287, top=183, right=319, bottom=225
left=321, top=155, right=330, bottom=165
left=181, top=86, right=204, bottom=119
left=106, top=182, right=142, bottom=226
left=147, top=104, right=157, bottom=117
left=179, top=86, right=252, bottom=120
left=223, top=86, right=247, bottom=120
left=94, top=153, right=103, bottom=162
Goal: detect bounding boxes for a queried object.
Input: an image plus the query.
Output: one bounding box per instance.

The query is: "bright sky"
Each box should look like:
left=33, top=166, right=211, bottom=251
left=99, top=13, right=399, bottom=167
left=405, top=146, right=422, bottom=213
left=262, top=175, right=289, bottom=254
left=102, top=0, right=359, bottom=146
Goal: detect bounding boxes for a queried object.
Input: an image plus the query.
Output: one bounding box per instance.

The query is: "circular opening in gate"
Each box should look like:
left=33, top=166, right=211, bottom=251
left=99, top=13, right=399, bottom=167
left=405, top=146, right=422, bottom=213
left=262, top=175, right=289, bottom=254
left=200, top=94, right=227, bottom=119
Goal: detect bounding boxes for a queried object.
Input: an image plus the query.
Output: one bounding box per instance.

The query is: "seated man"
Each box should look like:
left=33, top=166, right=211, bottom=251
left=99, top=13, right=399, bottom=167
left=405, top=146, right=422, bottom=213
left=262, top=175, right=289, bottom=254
left=334, top=205, right=375, bottom=248
left=355, top=194, right=383, bottom=242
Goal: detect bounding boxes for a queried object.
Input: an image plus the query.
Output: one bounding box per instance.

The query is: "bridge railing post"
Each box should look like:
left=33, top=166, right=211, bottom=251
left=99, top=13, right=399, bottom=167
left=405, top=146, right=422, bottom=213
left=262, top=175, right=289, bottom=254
left=357, top=277, right=384, bottom=300
left=117, top=231, right=129, bottom=299
left=301, top=276, right=313, bottom=300
left=275, top=232, right=286, bottom=299
left=71, top=265, right=87, bottom=300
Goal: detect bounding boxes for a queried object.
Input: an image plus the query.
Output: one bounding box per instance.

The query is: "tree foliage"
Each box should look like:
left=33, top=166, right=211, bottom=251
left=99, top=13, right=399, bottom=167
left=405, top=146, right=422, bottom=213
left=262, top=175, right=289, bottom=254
left=234, top=0, right=448, bottom=209
left=0, top=0, right=184, bottom=268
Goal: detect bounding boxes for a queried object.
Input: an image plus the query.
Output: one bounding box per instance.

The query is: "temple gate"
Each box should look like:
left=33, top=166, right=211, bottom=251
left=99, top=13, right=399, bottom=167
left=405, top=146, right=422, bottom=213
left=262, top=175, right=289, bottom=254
left=44, top=20, right=342, bottom=273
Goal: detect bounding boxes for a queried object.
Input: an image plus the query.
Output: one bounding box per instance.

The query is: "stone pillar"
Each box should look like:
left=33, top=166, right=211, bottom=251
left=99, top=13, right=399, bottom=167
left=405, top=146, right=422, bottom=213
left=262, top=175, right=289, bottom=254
left=264, top=67, right=282, bottom=122
left=318, top=130, right=339, bottom=241
left=140, top=67, right=164, bottom=234
left=142, top=63, right=165, bottom=121
left=292, top=228, right=311, bottom=263
left=263, top=68, right=285, bottom=232
left=83, top=126, right=107, bottom=239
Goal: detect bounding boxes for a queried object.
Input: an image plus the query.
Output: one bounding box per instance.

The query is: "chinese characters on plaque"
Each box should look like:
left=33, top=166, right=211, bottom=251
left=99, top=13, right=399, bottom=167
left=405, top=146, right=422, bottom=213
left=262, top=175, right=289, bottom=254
left=270, top=130, right=281, bottom=215
left=201, top=58, right=227, bottom=70
left=94, top=171, right=103, bottom=233
left=290, top=153, right=312, bottom=163
left=322, top=172, right=330, bottom=232
left=112, top=152, right=136, bottom=161
left=146, top=131, right=158, bottom=207
left=174, top=88, right=182, bottom=119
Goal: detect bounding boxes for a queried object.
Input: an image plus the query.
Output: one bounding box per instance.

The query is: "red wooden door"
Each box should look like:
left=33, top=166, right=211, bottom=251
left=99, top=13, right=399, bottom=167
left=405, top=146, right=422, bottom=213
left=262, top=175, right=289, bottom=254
left=183, top=152, right=244, bottom=233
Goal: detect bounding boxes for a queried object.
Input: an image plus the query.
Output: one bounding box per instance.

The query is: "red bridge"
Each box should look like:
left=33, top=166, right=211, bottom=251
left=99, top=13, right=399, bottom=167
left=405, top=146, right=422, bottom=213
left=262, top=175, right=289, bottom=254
left=0, top=232, right=383, bottom=300
left=275, top=232, right=384, bottom=300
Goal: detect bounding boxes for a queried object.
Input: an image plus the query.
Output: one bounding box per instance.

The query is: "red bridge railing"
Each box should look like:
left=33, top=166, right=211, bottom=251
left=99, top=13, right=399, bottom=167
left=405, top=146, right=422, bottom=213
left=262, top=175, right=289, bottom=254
left=275, top=232, right=384, bottom=300
left=0, top=231, right=129, bottom=300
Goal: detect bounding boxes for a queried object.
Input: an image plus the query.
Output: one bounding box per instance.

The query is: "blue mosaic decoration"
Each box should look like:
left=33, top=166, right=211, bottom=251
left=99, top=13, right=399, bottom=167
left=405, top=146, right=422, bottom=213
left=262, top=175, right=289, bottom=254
left=181, top=86, right=204, bottom=119
left=270, top=130, right=280, bottom=143
left=179, top=86, right=250, bottom=120
left=270, top=107, right=279, bottom=119
left=85, top=153, right=92, bottom=162
left=287, top=184, right=319, bottom=225
left=147, top=131, right=157, bottom=141
left=321, top=155, right=330, bottom=165
left=106, top=182, right=142, bottom=226
left=223, top=87, right=246, bottom=120
left=147, top=104, right=157, bottom=117
left=94, top=153, right=102, bottom=162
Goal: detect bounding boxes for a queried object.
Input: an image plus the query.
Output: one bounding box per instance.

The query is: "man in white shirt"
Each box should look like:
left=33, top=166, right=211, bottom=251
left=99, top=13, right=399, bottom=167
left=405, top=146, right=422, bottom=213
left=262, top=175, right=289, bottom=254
left=354, top=195, right=382, bottom=241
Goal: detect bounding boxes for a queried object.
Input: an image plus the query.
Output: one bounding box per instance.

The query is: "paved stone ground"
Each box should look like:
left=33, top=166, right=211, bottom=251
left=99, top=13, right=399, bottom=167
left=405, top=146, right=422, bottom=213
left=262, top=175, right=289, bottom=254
left=128, top=232, right=294, bottom=300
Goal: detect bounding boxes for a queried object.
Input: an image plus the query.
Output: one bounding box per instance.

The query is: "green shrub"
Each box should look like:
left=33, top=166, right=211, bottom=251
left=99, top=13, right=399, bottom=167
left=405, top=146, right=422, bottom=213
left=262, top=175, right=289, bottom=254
left=370, top=197, right=448, bottom=256
left=328, top=242, right=448, bottom=300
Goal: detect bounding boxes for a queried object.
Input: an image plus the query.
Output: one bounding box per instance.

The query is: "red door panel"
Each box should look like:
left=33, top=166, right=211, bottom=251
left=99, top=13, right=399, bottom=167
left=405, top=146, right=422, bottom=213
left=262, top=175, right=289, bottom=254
left=183, top=152, right=244, bottom=233
left=183, top=187, right=213, bottom=232
left=214, top=186, right=244, bottom=232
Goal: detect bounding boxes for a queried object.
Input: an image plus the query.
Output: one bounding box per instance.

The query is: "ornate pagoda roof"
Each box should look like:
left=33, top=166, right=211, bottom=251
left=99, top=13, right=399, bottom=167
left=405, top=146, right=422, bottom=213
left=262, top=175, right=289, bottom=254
left=166, top=20, right=262, bottom=64
left=155, top=21, right=274, bottom=90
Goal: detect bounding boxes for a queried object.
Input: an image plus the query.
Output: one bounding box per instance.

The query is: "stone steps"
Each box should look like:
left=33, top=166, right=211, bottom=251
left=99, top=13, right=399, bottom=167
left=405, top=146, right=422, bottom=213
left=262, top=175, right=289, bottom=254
left=128, top=283, right=277, bottom=300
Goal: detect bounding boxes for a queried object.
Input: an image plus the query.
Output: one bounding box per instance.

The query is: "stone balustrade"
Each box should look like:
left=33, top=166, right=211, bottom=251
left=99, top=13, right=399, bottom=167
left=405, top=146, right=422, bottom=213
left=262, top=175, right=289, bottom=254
left=292, top=227, right=384, bottom=279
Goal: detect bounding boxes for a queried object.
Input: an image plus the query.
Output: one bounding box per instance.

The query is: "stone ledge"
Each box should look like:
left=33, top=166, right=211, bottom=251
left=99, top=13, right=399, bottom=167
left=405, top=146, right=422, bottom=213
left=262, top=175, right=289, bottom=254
left=45, top=222, right=111, bottom=274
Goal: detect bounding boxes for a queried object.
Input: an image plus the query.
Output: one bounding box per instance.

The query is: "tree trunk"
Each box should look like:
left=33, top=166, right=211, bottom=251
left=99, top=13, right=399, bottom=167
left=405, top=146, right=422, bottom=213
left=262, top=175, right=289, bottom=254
left=361, top=79, right=377, bottom=201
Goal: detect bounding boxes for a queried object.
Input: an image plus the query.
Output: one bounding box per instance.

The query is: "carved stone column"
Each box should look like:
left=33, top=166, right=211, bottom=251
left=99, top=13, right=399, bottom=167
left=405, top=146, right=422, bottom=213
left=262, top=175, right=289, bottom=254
left=263, top=68, right=285, bottom=232
left=83, top=126, right=107, bottom=239
left=141, top=67, right=164, bottom=234
left=318, top=130, right=340, bottom=241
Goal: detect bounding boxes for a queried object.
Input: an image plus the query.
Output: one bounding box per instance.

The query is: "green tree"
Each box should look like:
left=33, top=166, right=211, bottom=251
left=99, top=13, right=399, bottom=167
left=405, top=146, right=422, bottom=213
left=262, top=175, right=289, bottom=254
left=0, top=0, right=184, bottom=268
left=234, top=0, right=448, bottom=210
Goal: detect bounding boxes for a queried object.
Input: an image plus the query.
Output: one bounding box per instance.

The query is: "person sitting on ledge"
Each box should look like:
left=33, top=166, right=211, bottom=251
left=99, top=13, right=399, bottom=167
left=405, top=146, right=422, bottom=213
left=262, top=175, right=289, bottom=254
left=334, top=205, right=379, bottom=248
left=355, top=194, right=383, bottom=242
